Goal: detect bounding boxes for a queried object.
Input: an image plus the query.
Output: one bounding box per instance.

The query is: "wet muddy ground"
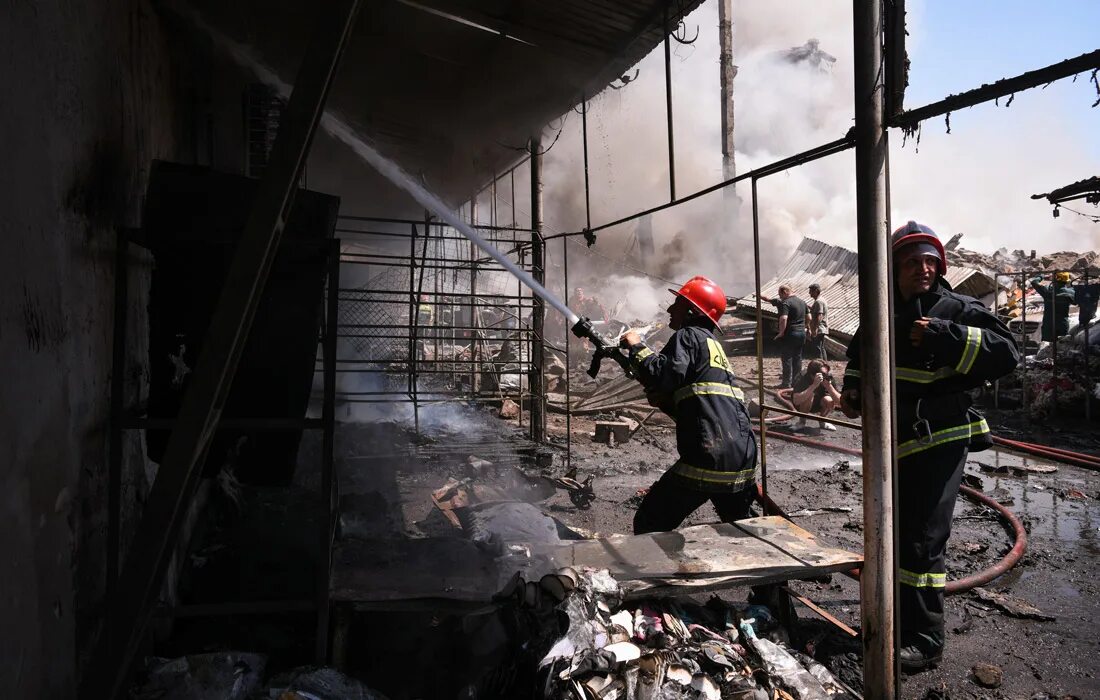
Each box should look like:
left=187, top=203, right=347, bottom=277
left=358, top=347, right=1100, bottom=698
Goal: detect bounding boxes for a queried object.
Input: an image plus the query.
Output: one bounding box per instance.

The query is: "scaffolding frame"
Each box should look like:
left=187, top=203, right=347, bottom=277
left=332, top=196, right=543, bottom=438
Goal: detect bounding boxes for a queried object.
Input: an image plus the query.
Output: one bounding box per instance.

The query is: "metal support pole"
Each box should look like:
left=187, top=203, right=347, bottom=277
left=470, top=198, right=479, bottom=395
left=81, top=3, right=362, bottom=697
left=530, top=137, right=547, bottom=443
left=408, top=223, right=417, bottom=408
left=564, top=237, right=572, bottom=469
left=853, top=0, right=898, bottom=694
left=514, top=170, right=524, bottom=430
left=1051, top=272, right=1059, bottom=417
left=106, top=231, right=129, bottom=631
left=1021, top=274, right=1029, bottom=415
left=751, top=178, right=767, bottom=495
left=581, top=94, right=592, bottom=231
left=1085, top=271, right=1092, bottom=421
left=717, top=0, right=736, bottom=184
left=663, top=3, right=676, bottom=201
left=316, top=240, right=339, bottom=662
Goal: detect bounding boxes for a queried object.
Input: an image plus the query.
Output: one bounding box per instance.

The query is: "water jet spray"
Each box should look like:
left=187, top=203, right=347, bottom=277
left=177, top=5, right=634, bottom=378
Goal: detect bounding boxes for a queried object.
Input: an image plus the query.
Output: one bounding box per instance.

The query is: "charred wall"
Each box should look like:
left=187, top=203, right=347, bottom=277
left=0, top=2, right=251, bottom=697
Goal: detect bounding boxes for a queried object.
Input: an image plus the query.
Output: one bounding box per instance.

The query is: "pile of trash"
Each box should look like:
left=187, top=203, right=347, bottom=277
left=537, top=569, right=856, bottom=700
left=130, top=655, right=389, bottom=700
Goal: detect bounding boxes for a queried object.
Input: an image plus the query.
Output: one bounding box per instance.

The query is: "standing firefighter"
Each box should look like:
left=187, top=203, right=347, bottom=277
left=620, top=276, right=758, bottom=534
left=840, top=222, right=1019, bottom=671
left=1030, top=271, right=1076, bottom=342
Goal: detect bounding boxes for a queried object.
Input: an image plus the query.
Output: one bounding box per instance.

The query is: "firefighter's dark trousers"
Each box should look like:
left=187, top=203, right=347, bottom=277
left=898, top=441, right=968, bottom=637
left=634, top=471, right=756, bottom=534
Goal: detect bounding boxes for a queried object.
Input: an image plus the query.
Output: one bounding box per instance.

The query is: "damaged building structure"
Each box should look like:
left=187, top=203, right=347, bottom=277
left=3, top=0, right=1099, bottom=699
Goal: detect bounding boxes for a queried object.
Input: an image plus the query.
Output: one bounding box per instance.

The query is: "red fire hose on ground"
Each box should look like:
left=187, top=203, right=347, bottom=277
left=751, top=427, right=1033, bottom=594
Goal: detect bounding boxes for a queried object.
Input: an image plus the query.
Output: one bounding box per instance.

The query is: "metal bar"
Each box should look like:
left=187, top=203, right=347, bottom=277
left=469, top=198, right=478, bottom=396
left=1086, top=271, right=1092, bottom=421
left=543, top=136, right=853, bottom=241
left=780, top=586, right=859, bottom=637
left=883, top=0, right=907, bottom=119
left=316, top=240, right=339, bottom=663
left=581, top=94, right=592, bottom=231
left=759, top=404, right=861, bottom=430
left=82, top=4, right=362, bottom=697
left=123, top=417, right=327, bottom=430
left=407, top=223, right=417, bottom=402
left=413, top=222, right=431, bottom=434
left=336, top=213, right=534, bottom=233
left=514, top=171, right=523, bottom=431
left=564, top=237, right=572, bottom=469
left=717, top=0, right=736, bottom=182
left=530, top=137, right=546, bottom=442
left=663, top=2, right=676, bottom=201
left=853, top=0, right=898, bottom=693
left=1021, top=273, right=1029, bottom=416
left=106, top=231, right=129, bottom=642
left=751, top=178, right=767, bottom=496
left=891, top=49, right=1100, bottom=129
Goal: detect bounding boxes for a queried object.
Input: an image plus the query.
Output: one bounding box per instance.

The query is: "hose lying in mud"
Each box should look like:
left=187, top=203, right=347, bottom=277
left=751, top=428, right=1028, bottom=594
left=991, top=436, right=1100, bottom=471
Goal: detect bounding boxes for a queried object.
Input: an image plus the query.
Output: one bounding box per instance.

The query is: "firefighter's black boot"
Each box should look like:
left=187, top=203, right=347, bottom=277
left=899, top=631, right=944, bottom=673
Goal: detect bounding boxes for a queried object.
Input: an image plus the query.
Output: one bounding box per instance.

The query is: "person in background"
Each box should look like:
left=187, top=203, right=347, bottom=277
left=773, top=284, right=809, bottom=389
left=840, top=221, right=1018, bottom=672
left=789, top=359, right=840, bottom=431
left=1030, top=272, right=1076, bottom=343
left=807, top=282, right=829, bottom=360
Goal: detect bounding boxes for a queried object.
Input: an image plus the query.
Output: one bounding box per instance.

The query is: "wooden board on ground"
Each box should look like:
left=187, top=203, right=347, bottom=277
left=521, top=516, right=862, bottom=597
left=330, top=516, right=861, bottom=606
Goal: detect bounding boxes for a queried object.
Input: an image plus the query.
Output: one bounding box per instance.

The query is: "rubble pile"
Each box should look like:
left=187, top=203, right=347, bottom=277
left=538, top=570, right=856, bottom=700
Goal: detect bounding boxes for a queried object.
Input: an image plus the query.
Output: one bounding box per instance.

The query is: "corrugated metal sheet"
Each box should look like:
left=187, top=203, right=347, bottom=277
left=740, top=237, right=995, bottom=340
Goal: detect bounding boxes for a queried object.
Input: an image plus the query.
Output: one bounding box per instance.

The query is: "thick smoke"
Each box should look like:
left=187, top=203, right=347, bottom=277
left=535, top=0, right=1097, bottom=320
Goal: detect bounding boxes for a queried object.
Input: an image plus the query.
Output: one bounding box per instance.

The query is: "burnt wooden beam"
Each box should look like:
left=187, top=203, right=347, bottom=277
left=891, top=49, right=1100, bottom=130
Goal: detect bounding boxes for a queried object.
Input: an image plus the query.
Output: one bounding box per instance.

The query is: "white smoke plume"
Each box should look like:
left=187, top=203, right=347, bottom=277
left=534, top=0, right=1098, bottom=315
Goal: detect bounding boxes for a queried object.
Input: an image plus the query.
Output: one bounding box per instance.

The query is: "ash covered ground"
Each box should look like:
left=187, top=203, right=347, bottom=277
left=327, top=349, right=1100, bottom=699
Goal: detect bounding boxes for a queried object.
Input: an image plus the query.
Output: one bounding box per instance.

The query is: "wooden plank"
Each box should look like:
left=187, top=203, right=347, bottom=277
left=328, top=518, right=862, bottom=606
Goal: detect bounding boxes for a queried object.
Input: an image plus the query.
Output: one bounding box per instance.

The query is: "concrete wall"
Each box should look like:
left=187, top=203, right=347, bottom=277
left=0, top=2, right=222, bottom=696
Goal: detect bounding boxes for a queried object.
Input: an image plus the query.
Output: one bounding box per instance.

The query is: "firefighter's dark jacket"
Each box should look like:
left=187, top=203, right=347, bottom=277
left=842, top=279, right=1019, bottom=460
left=1030, top=280, right=1075, bottom=340
left=627, top=322, right=757, bottom=492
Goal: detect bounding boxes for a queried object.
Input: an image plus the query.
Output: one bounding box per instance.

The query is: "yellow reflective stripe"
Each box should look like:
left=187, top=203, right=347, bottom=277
left=673, top=382, right=745, bottom=404
left=630, top=346, right=654, bottom=368
left=671, top=461, right=756, bottom=485
left=898, top=419, right=989, bottom=459
left=895, top=366, right=960, bottom=384
left=955, top=326, right=982, bottom=375
left=898, top=568, right=946, bottom=588
left=844, top=368, right=861, bottom=379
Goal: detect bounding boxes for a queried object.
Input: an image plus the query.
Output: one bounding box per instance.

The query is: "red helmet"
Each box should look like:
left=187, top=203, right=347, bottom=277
left=669, top=276, right=726, bottom=325
left=891, top=221, right=946, bottom=274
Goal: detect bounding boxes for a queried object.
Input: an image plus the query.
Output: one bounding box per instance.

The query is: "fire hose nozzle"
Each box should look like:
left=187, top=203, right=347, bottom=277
left=571, top=318, right=635, bottom=379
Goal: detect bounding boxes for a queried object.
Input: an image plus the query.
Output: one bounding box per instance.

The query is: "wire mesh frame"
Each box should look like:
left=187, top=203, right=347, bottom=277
left=993, top=269, right=1095, bottom=420
left=332, top=213, right=539, bottom=435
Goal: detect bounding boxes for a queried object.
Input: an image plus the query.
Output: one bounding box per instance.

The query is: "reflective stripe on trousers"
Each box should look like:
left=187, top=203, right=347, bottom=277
left=899, top=568, right=946, bottom=589
left=898, top=418, right=989, bottom=460
left=670, top=461, right=755, bottom=490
